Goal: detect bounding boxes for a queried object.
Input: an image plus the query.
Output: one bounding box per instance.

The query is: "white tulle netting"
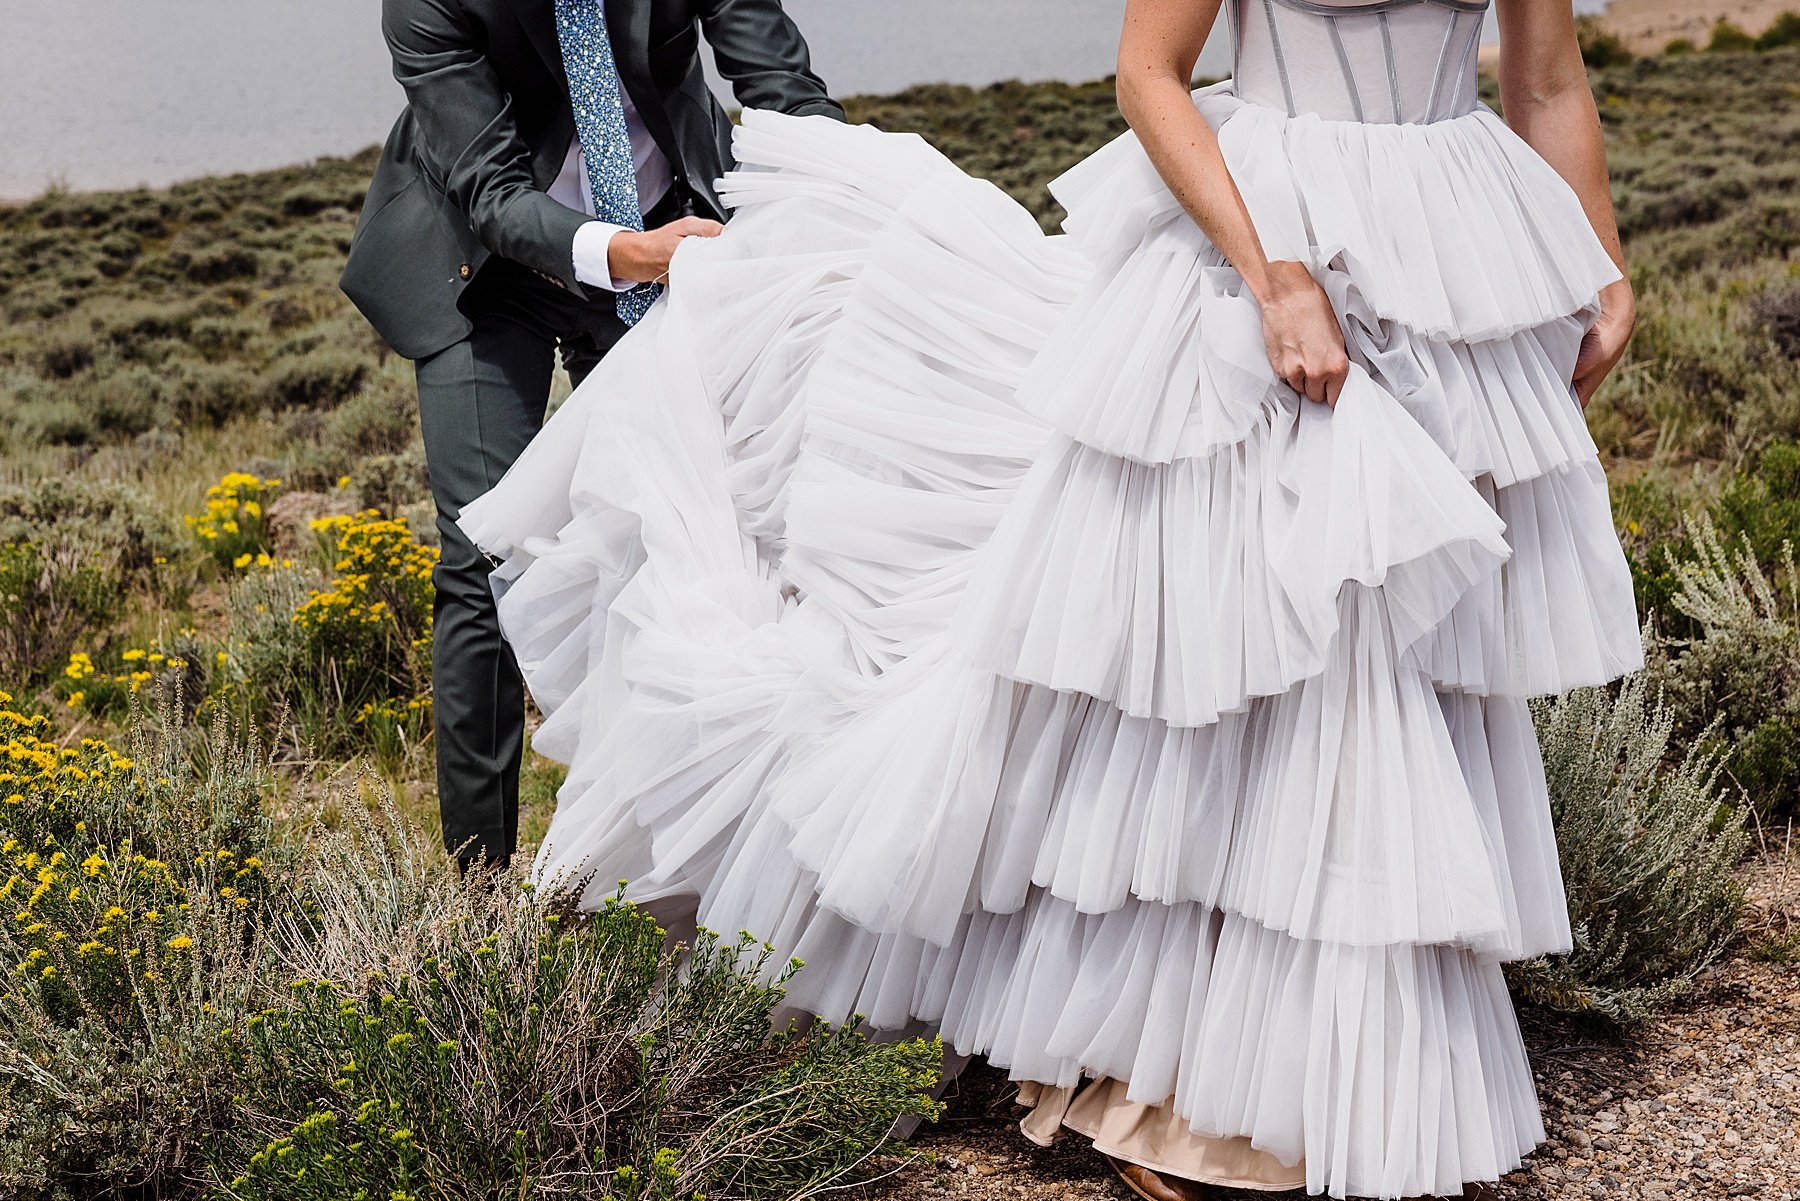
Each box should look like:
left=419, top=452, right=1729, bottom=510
left=458, top=91, right=1639, bottom=1199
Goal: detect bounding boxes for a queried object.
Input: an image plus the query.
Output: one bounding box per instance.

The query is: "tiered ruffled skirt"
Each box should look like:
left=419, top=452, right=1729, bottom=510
left=458, top=86, right=1641, bottom=1199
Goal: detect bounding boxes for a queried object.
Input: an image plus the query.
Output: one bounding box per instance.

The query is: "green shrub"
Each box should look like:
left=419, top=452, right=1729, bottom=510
left=1665, top=38, right=1697, bottom=56
left=1756, top=12, right=1800, bottom=49
left=1644, top=519, right=1800, bottom=816
left=0, top=477, right=182, bottom=574
left=215, top=811, right=941, bottom=1201
left=1708, top=19, right=1759, bottom=52
left=0, top=707, right=276, bottom=1200
left=1512, top=674, right=1750, bottom=1024
left=15, top=397, right=97, bottom=447
left=324, top=371, right=418, bottom=459
left=263, top=348, right=370, bottom=410
left=1577, top=16, right=1634, bottom=69
left=354, top=449, right=434, bottom=517
left=90, top=364, right=171, bottom=437
left=1750, top=281, right=1800, bottom=358
left=175, top=360, right=264, bottom=425
left=0, top=543, right=120, bottom=691
left=34, top=329, right=94, bottom=379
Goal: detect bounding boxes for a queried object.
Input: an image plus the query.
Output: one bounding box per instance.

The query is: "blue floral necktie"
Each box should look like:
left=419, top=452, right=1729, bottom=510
left=554, top=0, right=658, bottom=325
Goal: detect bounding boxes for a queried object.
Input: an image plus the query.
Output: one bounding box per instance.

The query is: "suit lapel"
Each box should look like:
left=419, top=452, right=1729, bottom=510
left=607, top=0, right=681, bottom=169
left=513, top=0, right=567, bottom=83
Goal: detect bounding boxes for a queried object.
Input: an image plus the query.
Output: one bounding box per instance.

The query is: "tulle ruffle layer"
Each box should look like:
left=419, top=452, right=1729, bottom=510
left=1051, top=84, right=1622, bottom=345
left=704, top=831, right=1545, bottom=1201
left=457, top=106, right=1638, bottom=1197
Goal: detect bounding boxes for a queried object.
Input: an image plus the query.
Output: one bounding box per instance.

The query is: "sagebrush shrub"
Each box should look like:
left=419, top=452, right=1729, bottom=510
left=1514, top=674, right=1750, bottom=1024
left=1577, top=15, right=1633, bottom=68
left=0, top=479, right=184, bottom=686
left=1751, top=282, right=1800, bottom=359
left=221, top=809, right=942, bottom=1201
left=0, top=542, right=124, bottom=691
left=263, top=349, right=370, bottom=411
left=1644, top=517, right=1800, bottom=816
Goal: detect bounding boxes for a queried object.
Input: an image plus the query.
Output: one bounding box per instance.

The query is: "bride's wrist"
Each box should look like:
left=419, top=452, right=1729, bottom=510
left=1251, top=259, right=1316, bottom=306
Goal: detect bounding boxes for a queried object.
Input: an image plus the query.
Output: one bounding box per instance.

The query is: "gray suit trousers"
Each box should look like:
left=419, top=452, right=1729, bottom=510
left=415, top=256, right=627, bottom=868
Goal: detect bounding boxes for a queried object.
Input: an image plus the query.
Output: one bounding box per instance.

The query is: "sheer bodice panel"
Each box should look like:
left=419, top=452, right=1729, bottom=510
left=1228, top=0, right=1489, bottom=124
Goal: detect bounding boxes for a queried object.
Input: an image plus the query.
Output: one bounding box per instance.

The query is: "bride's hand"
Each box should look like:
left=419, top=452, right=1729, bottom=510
left=1256, top=260, right=1350, bottom=407
left=1573, top=278, right=1636, bottom=409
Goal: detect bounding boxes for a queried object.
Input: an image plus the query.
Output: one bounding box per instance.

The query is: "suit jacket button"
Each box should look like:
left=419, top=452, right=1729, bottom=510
left=458, top=263, right=472, bottom=280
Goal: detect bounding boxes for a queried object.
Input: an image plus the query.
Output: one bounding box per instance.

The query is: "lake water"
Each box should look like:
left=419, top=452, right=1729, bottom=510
left=0, top=0, right=1605, bottom=200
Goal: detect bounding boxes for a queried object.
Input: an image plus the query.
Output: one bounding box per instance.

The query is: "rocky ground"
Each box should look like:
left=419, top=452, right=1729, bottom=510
left=857, top=849, right=1800, bottom=1201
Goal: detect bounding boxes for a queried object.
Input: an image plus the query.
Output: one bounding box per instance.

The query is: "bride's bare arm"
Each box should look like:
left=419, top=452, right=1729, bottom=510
left=1117, top=0, right=1349, bottom=405
left=1496, top=0, right=1635, bottom=405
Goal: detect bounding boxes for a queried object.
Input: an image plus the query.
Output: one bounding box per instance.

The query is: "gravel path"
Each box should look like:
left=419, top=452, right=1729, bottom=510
left=856, top=851, right=1800, bottom=1201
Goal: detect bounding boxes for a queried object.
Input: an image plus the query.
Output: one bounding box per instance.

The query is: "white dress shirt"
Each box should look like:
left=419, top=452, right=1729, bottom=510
left=549, top=83, right=676, bottom=292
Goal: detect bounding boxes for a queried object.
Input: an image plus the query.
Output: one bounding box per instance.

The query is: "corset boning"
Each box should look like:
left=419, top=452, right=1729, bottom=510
left=1229, top=0, right=1490, bottom=124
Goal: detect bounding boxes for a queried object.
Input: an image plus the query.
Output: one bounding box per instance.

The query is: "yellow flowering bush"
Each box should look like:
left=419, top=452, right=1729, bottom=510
left=59, top=640, right=204, bottom=718
left=296, top=510, right=436, bottom=638
left=255, top=510, right=438, bottom=757
left=0, top=695, right=134, bottom=842
left=1, top=707, right=278, bottom=1196
left=354, top=697, right=435, bottom=770
left=1, top=710, right=268, bottom=1057
left=187, top=472, right=282, bottom=568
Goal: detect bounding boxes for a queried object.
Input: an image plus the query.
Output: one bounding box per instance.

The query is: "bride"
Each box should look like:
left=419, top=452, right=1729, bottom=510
left=457, top=0, right=1641, bottom=1197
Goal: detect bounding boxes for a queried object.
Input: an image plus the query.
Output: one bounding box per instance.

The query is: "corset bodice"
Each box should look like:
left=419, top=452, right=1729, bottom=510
left=1228, top=0, right=1490, bottom=125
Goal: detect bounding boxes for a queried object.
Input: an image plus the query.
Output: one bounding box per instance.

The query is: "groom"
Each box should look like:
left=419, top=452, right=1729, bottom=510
left=342, top=0, right=843, bottom=869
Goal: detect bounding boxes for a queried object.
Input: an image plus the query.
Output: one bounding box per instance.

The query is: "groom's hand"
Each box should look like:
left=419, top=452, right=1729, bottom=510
left=608, top=217, right=725, bottom=285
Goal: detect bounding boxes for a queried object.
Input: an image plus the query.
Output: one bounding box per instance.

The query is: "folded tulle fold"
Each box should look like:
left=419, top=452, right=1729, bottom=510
left=769, top=610, right=1568, bottom=957
left=958, top=366, right=1517, bottom=728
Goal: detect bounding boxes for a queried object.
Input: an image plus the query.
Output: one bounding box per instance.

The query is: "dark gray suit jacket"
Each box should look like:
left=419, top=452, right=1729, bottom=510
left=342, top=0, right=842, bottom=360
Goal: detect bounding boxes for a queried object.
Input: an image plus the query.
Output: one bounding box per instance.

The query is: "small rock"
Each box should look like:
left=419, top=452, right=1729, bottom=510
left=266, top=490, right=358, bottom=558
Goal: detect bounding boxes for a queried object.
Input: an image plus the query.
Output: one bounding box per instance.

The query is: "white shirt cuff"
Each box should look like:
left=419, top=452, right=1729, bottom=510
left=572, top=221, right=634, bottom=291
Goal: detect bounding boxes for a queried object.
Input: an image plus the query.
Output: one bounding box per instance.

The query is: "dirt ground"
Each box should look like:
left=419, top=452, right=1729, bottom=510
left=855, top=853, right=1800, bottom=1201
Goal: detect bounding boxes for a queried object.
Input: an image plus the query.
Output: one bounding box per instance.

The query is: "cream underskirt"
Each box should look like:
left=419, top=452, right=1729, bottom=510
left=1018, top=1078, right=1307, bottom=1193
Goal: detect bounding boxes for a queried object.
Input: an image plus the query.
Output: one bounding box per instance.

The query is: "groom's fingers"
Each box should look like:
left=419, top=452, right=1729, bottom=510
left=664, top=217, right=725, bottom=240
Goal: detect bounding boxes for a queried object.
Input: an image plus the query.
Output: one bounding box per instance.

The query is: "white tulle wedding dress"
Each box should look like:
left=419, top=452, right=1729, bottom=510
left=458, top=0, right=1642, bottom=1195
